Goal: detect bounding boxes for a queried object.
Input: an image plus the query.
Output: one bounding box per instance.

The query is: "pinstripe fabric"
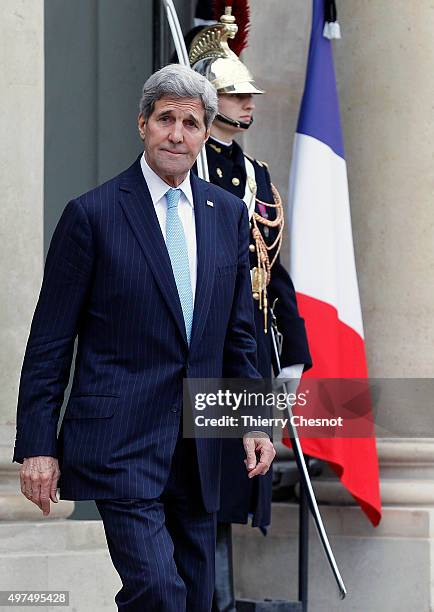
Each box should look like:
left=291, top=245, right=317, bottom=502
left=13, top=155, right=259, bottom=513
left=96, top=435, right=216, bottom=612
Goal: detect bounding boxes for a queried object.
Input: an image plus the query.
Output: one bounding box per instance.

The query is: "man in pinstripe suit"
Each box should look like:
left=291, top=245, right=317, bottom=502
left=14, top=64, right=275, bottom=612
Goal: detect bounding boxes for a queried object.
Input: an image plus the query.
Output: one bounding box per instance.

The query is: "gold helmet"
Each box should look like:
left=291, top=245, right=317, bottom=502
left=189, top=6, right=264, bottom=96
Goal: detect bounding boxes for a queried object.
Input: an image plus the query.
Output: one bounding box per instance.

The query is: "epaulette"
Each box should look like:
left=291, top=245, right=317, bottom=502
left=244, top=152, right=269, bottom=170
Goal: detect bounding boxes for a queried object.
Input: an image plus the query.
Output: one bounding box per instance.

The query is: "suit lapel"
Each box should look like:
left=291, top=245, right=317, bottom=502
left=189, top=173, right=216, bottom=354
left=118, top=158, right=187, bottom=346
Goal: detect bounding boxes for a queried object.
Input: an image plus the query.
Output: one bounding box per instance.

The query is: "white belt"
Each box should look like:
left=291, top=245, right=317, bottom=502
left=243, top=156, right=257, bottom=220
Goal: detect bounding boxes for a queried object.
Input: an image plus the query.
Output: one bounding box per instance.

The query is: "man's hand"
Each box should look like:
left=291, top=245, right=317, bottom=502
left=19, top=456, right=60, bottom=516
left=243, top=432, right=276, bottom=478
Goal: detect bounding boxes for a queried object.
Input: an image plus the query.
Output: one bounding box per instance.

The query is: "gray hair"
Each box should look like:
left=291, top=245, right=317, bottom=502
left=139, top=64, right=218, bottom=129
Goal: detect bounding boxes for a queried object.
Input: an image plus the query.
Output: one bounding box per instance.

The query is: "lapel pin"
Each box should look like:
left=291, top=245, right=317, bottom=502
left=206, top=200, right=214, bottom=208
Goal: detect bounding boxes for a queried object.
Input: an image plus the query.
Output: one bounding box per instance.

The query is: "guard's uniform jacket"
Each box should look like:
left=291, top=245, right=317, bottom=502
left=203, top=137, right=312, bottom=527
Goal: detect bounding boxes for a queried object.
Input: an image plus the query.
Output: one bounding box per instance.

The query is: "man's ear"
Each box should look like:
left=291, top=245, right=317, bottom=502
left=204, top=127, right=211, bottom=143
left=138, top=113, right=146, bottom=140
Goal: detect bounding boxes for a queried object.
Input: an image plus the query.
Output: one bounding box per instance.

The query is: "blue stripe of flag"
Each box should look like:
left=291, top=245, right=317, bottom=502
left=296, top=0, right=345, bottom=159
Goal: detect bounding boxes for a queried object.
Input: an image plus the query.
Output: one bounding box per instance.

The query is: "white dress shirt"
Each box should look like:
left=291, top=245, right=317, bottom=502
left=140, top=153, right=197, bottom=301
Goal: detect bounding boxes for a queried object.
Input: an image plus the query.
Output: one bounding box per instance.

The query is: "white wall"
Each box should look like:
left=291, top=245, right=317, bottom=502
left=0, top=0, right=44, bottom=445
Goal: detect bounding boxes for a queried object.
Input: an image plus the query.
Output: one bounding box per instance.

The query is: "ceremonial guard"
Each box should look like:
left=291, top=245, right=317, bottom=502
left=189, top=4, right=312, bottom=610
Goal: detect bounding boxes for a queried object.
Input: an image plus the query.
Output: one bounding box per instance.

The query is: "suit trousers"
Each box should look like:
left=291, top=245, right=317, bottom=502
left=96, top=435, right=217, bottom=612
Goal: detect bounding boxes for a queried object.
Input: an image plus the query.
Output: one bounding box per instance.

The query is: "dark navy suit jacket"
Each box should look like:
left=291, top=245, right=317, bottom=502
left=13, top=156, right=259, bottom=513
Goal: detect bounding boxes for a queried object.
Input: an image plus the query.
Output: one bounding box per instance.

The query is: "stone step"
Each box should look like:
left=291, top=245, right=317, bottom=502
left=0, top=519, right=120, bottom=611
left=237, top=599, right=303, bottom=611
left=0, top=519, right=107, bottom=555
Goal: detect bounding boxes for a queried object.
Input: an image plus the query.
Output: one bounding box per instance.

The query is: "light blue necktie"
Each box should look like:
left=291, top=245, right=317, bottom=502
left=165, top=188, right=194, bottom=345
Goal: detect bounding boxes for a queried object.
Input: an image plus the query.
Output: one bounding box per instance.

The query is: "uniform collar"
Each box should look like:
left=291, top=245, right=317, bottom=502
left=209, top=135, right=233, bottom=147
left=208, top=136, right=234, bottom=159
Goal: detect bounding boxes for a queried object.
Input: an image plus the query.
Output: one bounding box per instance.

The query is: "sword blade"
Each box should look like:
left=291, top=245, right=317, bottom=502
left=270, top=314, right=347, bottom=600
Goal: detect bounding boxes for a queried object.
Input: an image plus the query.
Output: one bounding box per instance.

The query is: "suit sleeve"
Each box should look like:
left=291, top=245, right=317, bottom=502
left=222, top=202, right=259, bottom=379
left=13, top=199, right=94, bottom=463
left=221, top=202, right=274, bottom=437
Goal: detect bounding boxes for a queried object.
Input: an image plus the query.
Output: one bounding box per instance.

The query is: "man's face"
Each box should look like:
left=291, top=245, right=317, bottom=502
left=138, top=96, right=210, bottom=186
left=216, top=93, right=255, bottom=134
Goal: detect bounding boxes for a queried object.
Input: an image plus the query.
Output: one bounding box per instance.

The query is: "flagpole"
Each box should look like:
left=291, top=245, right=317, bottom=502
left=160, top=0, right=209, bottom=181
left=271, top=308, right=347, bottom=600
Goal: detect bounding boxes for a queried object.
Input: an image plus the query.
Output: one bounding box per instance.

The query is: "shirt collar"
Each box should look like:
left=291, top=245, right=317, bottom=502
left=140, top=153, right=194, bottom=208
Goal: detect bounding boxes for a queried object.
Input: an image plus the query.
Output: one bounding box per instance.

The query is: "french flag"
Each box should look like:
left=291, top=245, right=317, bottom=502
left=285, top=0, right=382, bottom=526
